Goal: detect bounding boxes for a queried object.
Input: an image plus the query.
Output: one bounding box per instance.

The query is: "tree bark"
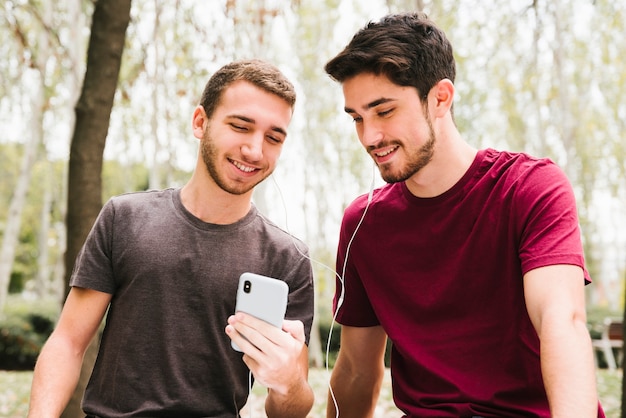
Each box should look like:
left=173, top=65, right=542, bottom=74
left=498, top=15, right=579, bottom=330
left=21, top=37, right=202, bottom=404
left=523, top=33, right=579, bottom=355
left=62, top=0, right=131, bottom=416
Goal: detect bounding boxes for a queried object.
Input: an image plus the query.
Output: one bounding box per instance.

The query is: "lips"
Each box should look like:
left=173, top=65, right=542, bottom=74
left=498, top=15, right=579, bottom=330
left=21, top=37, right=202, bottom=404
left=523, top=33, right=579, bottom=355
left=372, top=145, right=399, bottom=162
left=231, top=159, right=257, bottom=173
left=374, top=146, right=398, bottom=157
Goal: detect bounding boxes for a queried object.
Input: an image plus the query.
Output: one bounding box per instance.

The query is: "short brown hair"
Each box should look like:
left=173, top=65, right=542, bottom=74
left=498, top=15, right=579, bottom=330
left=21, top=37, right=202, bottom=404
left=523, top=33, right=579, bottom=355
left=200, top=59, right=296, bottom=118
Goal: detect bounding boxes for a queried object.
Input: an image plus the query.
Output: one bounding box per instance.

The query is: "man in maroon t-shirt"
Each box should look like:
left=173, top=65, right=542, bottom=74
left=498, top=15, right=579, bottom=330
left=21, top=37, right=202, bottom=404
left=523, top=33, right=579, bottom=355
left=324, top=12, right=603, bottom=418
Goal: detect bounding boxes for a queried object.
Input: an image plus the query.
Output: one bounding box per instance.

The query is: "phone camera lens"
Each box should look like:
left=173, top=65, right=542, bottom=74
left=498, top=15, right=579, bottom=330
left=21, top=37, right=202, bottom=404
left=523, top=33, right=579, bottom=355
left=243, top=280, right=252, bottom=293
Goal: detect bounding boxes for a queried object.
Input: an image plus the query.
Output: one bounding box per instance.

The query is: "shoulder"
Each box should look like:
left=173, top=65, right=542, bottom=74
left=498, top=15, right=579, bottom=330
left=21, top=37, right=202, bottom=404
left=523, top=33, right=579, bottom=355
left=341, top=183, right=401, bottom=226
left=484, top=149, right=564, bottom=178
left=108, top=188, right=175, bottom=208
left=91, top=189, right=177, bottom=231
left=103, top=188, right=176, bottom=216
left=253, top=209, right=310, bottom=255
left=487, top=151, right=579, bottom=233
left=480, top=149, right=571, bottom=194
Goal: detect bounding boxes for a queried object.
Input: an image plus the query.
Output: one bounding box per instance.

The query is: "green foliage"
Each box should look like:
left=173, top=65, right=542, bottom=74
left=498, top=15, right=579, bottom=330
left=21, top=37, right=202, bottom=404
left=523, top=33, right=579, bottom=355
left=0, top=145, right=65, bottom=294
left=0, top=144, right=20, bottom=216
left=102, top=160, right=151, bottom=198
left=101, top=159, right=191, bottom=200
left=318, top=319, right=340, bottom=367
left=0, top=315, right=49, bottom=370
left=0, top=370, right=33, bottom=417
left=0, top=297, right=59, bottom=370
left=10, top=220, right=38, bottom=293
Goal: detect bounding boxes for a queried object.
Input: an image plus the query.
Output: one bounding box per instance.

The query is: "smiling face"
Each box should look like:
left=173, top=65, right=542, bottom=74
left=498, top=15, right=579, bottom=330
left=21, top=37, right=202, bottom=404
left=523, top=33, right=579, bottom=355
left=342, top=72, right=437, bottom=184
left=194, top=80, right=293, bottom=196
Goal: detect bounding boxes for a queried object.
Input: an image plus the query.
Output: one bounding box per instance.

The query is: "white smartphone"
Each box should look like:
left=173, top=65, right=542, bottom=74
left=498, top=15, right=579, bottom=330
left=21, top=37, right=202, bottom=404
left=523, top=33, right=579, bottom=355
left=231, top=272, right=289, bottom=352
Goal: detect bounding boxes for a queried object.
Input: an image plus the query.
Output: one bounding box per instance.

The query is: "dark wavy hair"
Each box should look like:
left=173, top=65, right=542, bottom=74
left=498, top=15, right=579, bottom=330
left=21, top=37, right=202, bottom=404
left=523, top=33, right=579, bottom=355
left=325, top=12, right=455, bottom=101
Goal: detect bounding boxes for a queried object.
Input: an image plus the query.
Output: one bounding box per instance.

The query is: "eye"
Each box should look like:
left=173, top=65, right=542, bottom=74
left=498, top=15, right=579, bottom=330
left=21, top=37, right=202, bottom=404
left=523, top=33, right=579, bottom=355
left=377, top=108, right=393, bottom=117
left=230, top=123, right=248, bottom=132
left=266, top=135, right=284, bottom=144
left=351, top=115, right=363, bottom=123
left=266, top=129, right=286, bottom=144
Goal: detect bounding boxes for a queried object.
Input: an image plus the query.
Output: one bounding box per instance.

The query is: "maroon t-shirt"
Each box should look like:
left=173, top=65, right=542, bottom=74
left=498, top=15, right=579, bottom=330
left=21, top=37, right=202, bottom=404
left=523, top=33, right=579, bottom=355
left=334, top=149, right=603, bottom=417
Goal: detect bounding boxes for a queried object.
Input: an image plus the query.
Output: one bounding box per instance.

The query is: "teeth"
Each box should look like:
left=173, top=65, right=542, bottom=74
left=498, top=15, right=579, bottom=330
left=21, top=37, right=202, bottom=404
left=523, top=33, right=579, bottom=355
left=376, top=147, right=397, bottom=157
left=233, top=161, right=255, bottom=172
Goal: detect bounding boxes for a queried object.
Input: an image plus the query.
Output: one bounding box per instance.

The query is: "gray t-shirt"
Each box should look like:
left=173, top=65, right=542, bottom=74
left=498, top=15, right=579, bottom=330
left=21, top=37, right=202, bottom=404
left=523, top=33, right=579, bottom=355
left=70, top=188, right=314, bottom=417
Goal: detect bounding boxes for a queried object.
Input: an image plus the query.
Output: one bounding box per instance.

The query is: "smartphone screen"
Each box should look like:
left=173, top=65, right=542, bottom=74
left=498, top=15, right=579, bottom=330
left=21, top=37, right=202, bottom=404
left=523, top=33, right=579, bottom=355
left=231, top=272, right=289, bottom=351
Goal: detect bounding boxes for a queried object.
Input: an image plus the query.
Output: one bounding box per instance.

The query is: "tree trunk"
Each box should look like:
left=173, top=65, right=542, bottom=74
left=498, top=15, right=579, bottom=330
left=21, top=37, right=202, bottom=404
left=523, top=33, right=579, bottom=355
left=61, top=0, right=131, bottom=416
left=35, top=180, right=52, bottom=298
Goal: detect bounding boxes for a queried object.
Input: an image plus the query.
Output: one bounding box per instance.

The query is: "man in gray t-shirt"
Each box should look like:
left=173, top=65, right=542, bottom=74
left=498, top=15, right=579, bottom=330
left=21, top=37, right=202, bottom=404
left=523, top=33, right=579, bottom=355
left=28, top=59, right=315, bottom=418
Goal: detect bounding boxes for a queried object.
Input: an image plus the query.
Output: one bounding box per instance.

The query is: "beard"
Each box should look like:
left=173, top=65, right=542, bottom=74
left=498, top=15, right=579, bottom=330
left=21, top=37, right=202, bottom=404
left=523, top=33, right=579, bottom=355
left=200, top=128, right=267, bottom=195
left=377, top=118, right=436, bottom=184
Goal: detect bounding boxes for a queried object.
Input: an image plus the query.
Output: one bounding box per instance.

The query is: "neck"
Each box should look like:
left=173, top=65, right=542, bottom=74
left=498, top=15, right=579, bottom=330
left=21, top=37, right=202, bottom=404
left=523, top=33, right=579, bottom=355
left=180, top=174, right=253, bottom=224
left=405, top=129, right=477, bottom=198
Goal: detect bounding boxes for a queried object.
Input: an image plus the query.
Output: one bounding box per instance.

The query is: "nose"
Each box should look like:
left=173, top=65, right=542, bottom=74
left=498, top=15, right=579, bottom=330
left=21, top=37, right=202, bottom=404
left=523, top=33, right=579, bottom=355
left=241, top=133, right=263, bottom=162
left=359, top=120, right=383, bottom=148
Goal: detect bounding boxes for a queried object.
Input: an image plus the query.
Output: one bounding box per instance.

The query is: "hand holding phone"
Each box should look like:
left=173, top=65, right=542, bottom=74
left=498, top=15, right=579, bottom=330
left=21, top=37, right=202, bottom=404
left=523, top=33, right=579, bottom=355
left=231, top=272, right=289, bottom=352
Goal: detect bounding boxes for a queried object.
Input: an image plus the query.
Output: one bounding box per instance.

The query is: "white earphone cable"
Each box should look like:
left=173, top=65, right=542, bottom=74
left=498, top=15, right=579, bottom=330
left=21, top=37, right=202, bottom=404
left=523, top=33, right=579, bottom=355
left=270, top=163, right=377, bottom=418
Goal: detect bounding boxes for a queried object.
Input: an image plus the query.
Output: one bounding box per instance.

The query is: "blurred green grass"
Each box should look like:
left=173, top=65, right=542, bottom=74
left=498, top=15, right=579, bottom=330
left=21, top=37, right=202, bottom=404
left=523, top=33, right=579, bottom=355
left=0, top=370, right=32, bottom=418
left=1, top=368, right=621, bottom=417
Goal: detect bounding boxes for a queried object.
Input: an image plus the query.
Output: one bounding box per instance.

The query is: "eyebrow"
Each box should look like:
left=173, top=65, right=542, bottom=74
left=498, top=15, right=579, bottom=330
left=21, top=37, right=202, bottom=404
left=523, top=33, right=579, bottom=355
left=344, top=98, right=396, bottom=114
left=227, top=114, right=287, bottom=136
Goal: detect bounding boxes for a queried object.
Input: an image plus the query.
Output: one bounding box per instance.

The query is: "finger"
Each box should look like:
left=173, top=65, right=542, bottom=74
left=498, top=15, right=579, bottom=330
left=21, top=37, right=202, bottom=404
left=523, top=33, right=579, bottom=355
left=232, top=313, right=287, bottom=347
left=225, top=323, right=256, bottom=352
left=233, top=312, right=272, bottom=330
left=281, top=320, right=305, bottom=343
left=227, top=314, right=277, bottom=354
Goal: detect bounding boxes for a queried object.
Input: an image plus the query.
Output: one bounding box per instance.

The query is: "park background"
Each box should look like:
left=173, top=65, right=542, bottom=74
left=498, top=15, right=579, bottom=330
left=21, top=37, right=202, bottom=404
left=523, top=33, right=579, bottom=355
left=1, top=0, right=625, bottom=416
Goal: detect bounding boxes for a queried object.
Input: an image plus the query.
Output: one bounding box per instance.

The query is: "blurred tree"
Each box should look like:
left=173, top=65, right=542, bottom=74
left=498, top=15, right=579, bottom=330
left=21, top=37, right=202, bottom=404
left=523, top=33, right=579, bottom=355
left=0, top=0, right=88, bottom=307
left=0, top=1, right=56, bottom=314
left=290, top=0, right=348, bottom=367
left=62, top=0, right=131, bottom=416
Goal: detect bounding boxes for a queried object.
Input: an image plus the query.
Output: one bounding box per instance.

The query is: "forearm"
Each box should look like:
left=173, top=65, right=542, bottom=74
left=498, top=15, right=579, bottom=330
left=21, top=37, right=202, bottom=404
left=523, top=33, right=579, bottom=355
left=265, top=378, right=314, bottom=418
left=28, top=335, right=85, bottom=418
left=540, top=316, right=598, bottom=417
left=326, top=361, right=384, bottom=418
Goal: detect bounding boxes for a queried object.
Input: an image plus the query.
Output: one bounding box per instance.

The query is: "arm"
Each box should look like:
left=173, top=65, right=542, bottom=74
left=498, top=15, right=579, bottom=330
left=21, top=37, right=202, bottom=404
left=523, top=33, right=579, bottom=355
left=27, top=287, right=112, bottom=418
left=226, top=314, right=314, bottom=417
left=524, top=264, right=598, bottom=418
left=326, top=325, right=387, bottom=418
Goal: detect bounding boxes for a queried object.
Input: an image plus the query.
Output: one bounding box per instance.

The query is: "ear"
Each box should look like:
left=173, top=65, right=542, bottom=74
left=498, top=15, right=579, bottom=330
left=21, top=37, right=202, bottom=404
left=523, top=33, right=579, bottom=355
left=192, top=105, right=207, bottom=140
left=430, top=79, right=455, bottom=118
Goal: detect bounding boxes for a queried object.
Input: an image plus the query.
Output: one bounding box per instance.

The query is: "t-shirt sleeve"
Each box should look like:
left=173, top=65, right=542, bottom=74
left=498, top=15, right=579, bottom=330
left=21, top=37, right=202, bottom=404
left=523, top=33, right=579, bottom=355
left=514, top=160, right=591, bottom=283
left=69, top=198, right=117, bottom=294
left=283, top=249, right=315, bottom=345
left=333, top=198, right=380, bottom=327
